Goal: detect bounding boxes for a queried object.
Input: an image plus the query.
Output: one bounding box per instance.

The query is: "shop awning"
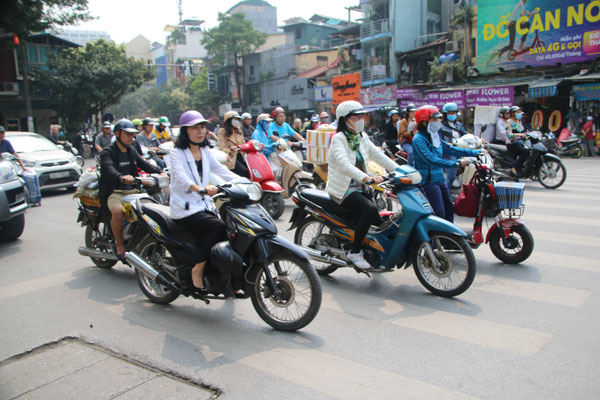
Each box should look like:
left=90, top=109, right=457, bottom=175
left=528, top=79, right=563, bottom=98
left=566, top=72, right=600, bottom=82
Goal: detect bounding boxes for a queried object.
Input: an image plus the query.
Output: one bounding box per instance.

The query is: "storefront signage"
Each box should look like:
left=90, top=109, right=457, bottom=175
left=531, top=109, right=544, bottom=130
left=398, top=90, right=465, bottom=109
left=477, top=0, right=600, bottom=74
left=465, top=86, right=514, bottom=107
left=360, top=85, right=397, bottom=106
left=395, top=87, right=424, bottom=100
left=286, top=78, right=314, bottom=111
left=315, top=85, right=333, bottom=102
left=332, top=72, right=361, bottom=105
left=548, top=110, right=563, bottom=132
left=573, top=83, right=600, bottom=100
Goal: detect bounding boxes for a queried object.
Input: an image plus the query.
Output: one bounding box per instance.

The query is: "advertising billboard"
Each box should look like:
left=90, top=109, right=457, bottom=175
left=332, top=72, right=361, bottom=105
left=359, top=85, right=397, bottom=106
left=477, top=0, right=600, bottom=73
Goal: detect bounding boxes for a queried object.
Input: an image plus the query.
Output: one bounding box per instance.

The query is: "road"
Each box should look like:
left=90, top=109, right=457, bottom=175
left=1, top=158, right=599, bottom=399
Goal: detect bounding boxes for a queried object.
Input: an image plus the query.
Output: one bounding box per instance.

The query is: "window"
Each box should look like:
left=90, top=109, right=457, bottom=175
left=317, top=56, right=328, bottom=61
left=249, top=65, right=254, bottom=75
left=296, top=28, right=302, bottom=39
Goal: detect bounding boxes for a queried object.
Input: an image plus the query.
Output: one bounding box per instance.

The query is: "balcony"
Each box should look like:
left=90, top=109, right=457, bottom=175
left=360, top=19, right=393, bottom=42
left=361, top=65, right=394, bottom=87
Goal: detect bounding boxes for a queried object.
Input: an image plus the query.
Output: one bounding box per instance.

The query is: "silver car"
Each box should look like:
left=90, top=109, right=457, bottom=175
left=6, top=132, right=82, bottom=191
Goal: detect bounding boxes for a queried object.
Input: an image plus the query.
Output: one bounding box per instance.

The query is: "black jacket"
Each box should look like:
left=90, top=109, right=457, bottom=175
left=99, top=141, right=161, bottom=212
left=384, top=120, right=398, bottom=142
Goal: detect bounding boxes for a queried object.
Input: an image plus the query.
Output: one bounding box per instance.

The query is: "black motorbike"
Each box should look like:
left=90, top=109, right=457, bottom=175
left=543, top=133, right=584, bottom=159
left=123, top=179, right=322, bottom=331
left=484, top=131, right=567, bottom=189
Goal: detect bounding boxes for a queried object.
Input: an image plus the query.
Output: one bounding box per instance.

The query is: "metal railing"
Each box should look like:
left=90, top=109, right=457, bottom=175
left=360, top=18, right=391, bottom=40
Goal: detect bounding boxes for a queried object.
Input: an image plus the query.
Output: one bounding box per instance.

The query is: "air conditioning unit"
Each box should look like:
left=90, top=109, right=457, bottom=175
left=467, top=66, right=479, bottom=77
left=445, top=40, right=458, bottom=53
left=1, top=82, right=19, bottom=93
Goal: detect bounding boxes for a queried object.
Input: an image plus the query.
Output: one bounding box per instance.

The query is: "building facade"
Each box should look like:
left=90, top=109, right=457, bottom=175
left=55, top=29, right=110, bottom=46
left=226, top=0, right=278, bottom=34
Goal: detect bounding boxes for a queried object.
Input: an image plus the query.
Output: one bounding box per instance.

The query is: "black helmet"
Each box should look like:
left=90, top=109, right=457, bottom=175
left=209, top=242, right=243, bottom=275
left=142, top=117, right=153, bottom=126
left=406, top=103, right=417, bottom=112
left=509, top=106, right=521, bottom=115
left=113, top=118, right=138, bottom=133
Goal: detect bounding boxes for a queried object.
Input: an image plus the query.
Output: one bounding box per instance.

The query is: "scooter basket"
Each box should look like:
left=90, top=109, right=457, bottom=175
left=494, top=182, right=525, bottom=209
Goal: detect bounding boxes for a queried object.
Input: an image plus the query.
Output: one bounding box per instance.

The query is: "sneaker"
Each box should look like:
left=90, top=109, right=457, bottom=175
left=347, top=251, right=371, bottom=270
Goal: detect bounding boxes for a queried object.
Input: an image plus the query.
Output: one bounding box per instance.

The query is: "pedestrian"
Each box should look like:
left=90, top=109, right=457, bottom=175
left=0, top=125, right=27, bottom=170
left=582, top=116, right=596, bottom=157
left=240, top=112, right=255, bottom=141
left=95, top=122, right=114, bottom=152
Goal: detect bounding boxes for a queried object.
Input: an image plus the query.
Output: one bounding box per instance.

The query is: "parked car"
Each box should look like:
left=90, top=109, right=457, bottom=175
left=6, top=132, right=82, bottom=191
left=0, top=153, right=28, bottom=240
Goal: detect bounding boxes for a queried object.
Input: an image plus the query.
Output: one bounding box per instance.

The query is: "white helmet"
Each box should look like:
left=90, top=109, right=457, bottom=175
left=241, top=112, right=252, bottom=120
left=455, top=133, right=482, bottom=150
left=335, top=100, right=366, bottom=120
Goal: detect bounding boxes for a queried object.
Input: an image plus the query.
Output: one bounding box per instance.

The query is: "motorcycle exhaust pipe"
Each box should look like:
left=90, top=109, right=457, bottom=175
left=124, top=251, right=182, bottom=294
left=302, top=247, right=350, bottom=268
left=78, top=246, right=118, bottom=261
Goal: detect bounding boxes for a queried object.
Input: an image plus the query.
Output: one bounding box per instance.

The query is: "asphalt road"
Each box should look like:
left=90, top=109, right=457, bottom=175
left=1, top=158, right=599, bottom=399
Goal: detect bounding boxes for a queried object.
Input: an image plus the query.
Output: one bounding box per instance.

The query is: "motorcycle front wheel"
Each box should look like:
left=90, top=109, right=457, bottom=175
left=538, top=159, right=566, bottom=189
left=134, top=238, right=179, bottom=304
left=250, top=254, right=322, bottom=331
left=412, top=232, right=476, bottom=297
left=84, top=223, right=117, bottom=268
left=488, top=224, right=534, bottom=264
left=261, top=193, right=284, bottom=220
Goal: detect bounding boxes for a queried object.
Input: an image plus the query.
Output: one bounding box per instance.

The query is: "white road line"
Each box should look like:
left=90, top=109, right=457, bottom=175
left=523, top=201, right=599, bottom=213
left=522, top=213, right=599, bottom=226
left=238, top=349, right=478, bottom=400
left=524, top=192, right=598, bottom=201
left=472, top=248, right=600, bottom=272
left=391, top=311, right=552, bottom=356
left=0, top=270, right=76, bottom=301
left=533, top=230, right=600, bottom=247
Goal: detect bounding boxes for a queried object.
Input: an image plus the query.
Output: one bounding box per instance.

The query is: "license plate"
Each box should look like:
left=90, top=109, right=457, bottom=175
left=49, top=171, right=70, bottom=179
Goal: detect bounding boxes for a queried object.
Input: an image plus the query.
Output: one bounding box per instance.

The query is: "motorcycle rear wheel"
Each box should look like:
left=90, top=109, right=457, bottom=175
left=250, top=254, right=322, bottom=331
left=84, top=224, right=117, bottom=268
left=294, top=217, right=339, bottom=275
left=488, top=224, right=534, bottom=264
left=572, top=144, right=584, bottom=159
left=412, top=232, right=476, bottom=297
left=134, top=238, right=179, bottom=304
left=538, top=159, right=566, bottom=189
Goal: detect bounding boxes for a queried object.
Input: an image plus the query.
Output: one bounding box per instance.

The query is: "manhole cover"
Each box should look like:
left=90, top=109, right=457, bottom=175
left=0, top=337, right=218, bottom=399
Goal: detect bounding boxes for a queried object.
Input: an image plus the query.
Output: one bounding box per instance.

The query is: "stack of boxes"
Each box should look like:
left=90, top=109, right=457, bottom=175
left=306, top=124, right=336, bottom=164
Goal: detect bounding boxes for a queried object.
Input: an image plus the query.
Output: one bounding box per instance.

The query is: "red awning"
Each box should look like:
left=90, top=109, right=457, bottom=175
left=296, top=55, right=342, bottom=79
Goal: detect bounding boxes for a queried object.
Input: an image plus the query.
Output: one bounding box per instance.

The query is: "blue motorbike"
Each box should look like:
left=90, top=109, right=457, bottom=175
left=289, top=166, right=476, bottom=297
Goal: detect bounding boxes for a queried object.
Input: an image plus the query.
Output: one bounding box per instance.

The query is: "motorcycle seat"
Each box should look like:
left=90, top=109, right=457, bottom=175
left=486, top=143, right=508, bottom=153
left=300, top=189, right=348, bottom=213
left=560, top=138, right=579, bottom=144
left=141, top=203, right=194, bottom=240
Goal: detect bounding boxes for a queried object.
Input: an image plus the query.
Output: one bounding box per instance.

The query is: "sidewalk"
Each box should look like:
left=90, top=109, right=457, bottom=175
left=0, top=338, right=217, bottom=399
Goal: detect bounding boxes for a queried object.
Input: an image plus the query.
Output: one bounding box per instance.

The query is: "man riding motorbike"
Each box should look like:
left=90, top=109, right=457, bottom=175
left=439, top=102, right=468, bottom=188
left=507, top=105, right=529, bottom=177
left=326, top=100, right=402, bottom=270
left=99, top=118, right=166, bottom=256
left=136, top=117, right=166, bottom=168
left=268, top=107, right=306, bottom=143
left=412, top=105, right=482, bottom=223
left=493, top=106, right=512, bottom=145
left=240, top=112, right=255, bottom=141
left=398, top=103, right=417, bottom=165
left=152, top=116, right=171, bottom=143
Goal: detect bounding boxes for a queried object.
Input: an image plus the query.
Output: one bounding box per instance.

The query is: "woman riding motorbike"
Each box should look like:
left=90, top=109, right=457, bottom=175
left=493, top=106, right=512, bottom=145
left=217, top=111, right=249, bottom=178
left=384, top=109, right=400, bottom=156
left=507, top=105, right=529, bottom=177
left=326, top=100, right=401, bottom=270
left=397, top=104, right=417, bottom=165
left=412, top=105, right=482, bottom=223
left=170, top=110, right=240, bottom=293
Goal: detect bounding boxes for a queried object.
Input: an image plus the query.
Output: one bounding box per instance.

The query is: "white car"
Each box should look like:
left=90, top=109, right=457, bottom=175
left=6, top=132, right=82, bottom=191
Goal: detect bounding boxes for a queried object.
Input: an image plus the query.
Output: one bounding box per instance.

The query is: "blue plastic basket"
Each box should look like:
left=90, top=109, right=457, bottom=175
left=494, top=181, right=525, bottom=210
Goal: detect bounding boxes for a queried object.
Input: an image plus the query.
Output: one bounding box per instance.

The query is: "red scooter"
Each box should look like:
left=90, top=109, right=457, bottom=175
left=238, top=140, right=285, bottom=220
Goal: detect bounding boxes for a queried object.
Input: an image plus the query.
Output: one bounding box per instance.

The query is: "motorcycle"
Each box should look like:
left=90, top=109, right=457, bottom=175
left=289, top=166, right=476, bottom=298
left=455, top=157, right=534, bottom=263
left=273, top=136, right=313, bottom=198
left=382, top=141, right=408, bottom=165
left=544, top=133, right=584, bottom=159
left=76, top=174, right=169, bottom=268
left=124, top=178, right=322, bottom=331
left=484, top=131, right=567, bottom=189
left=59, top=141, right=85, bottom=167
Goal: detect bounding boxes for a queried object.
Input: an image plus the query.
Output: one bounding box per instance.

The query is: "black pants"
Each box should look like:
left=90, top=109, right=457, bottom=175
left=341, top=191, right=382, bottom=253
left=233, top=155, right=249, bottom=178
left=498, top=21, right=530, bottom=57
left=175, top=211, right=228, bottom=263
left=507, top=142, right=529, bottom=171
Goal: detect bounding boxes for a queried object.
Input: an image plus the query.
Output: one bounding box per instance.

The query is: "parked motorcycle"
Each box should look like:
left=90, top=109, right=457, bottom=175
left=484, top=131, right=567, bottom=189
left=289, top=166, right=476, bottom=298
left=124, top=178, right=322, bottom=331
left=544, top=132, right=584, bottom=159
left=455, top=157, right=534, bottom=263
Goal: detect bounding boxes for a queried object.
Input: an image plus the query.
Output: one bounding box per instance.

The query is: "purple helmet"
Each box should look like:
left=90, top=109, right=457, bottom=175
left=179, top=110, right=209, bottom=127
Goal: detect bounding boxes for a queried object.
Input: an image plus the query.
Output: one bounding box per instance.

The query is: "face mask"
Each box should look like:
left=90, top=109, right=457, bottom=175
left=447, top=114, right=457, bottom=122
left=428, top=122, right=442, bottom=147
left=232, top=119, right=241, bottom=128
left=348, top=118, right=364, bottom=133
left=515, top=113, right=523, bottom=120
left=322, top=118, right=329, bottom=124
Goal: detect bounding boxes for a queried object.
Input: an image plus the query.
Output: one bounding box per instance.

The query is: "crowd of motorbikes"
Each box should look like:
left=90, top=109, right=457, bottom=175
left=72, top=117, right=577, bottom=332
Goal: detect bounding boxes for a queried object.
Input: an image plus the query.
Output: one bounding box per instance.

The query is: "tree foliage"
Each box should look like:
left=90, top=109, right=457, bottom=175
left=0, top=0, right=92, bottom=50
left=201, top=13, right=266, bottom=107
left=186, top=67, right=219, bottom=116
left=146, top=80, right=190, bottom=125
left=32, top=39, right=155, bottom=130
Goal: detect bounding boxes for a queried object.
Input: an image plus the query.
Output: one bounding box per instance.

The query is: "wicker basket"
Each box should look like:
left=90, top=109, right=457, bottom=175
left=494, top=182, right=525, bottom=209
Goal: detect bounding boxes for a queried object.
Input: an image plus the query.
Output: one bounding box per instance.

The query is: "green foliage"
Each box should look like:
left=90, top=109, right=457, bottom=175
left=106, top=85, right=155, bottom=120
left=427, top=56, right=466, bottom=84
left=451, top=3, right=476, bottom=29
left=146, top=80, right=190, bottom=125
left=32, top=39, right=155, bottom=130
left=0, top=0, right=93, bottom=50
left=186, top=67, right=219, bottom=116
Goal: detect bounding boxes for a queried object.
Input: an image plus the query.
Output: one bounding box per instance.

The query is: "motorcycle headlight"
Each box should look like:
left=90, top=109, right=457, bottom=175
left=246, top=182, right=262, bottom=202
left=21, top=158, right=36, bottom=168
left=0, top=161, right=18, bottom=183
left=252, top=140, right=262, bottom=151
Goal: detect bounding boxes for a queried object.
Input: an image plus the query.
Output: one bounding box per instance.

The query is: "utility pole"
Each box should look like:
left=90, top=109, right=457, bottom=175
left=463, top=0, right=469, bottom=68
left=18, top=43, right=35, bottom=132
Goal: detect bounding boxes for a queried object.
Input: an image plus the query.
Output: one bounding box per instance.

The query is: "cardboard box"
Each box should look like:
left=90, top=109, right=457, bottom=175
left=306, top=146, right=319, bottom=163
left=307, top=129, right=334, bottom=148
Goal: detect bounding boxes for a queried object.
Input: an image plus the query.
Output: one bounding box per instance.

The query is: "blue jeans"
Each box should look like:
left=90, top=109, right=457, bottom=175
left=421, top=182, right=454, bottom=223
left=401, top=142, right=413, bottom=166
left=445, top=156, right=458, bottom=188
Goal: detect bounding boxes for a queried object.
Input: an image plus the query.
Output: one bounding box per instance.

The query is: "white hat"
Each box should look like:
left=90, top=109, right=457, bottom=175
left=587, top=116, right=594, bottom=120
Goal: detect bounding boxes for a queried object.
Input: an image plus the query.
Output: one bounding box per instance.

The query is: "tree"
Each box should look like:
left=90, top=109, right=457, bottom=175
left=146, top=80, right=190, bottom=125
left=0, top=0, right=93, bottom=132
left=201, top=13, right=267, bottom=108
left=107, top=85, right=155, bottom=120
left=32, top=39, right=155, bottom=132
left=186, top=67, right=219, bottom=117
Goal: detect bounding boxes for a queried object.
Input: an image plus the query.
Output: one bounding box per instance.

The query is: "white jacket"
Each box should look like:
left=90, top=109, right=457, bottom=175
left=169, top=146, right=238, bottom=219
left=326, top=131, right=399, bottom=199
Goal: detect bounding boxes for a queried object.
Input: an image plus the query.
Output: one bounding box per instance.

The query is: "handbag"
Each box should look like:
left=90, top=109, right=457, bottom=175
left=453, top=183, right=479, bottom=218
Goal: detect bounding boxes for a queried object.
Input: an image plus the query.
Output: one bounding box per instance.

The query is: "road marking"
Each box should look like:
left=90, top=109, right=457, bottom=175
left=474, top=276, right=591, bottom=307
left=391, top=311, right=552, bottom=356
left=238, top=349, right=478, bottom=400
left=523, top=213, right=599, bottom=226
left=524, top=192, right=598, bottom=201
left=379, top=299, right=405, bottom=315
left=0, top=270, right=75, bottom=301
left=471, top=248, right=600, bottom=272
left=523, top=201, right=599, bottom=213
left=533, top=231, right=600, bottom=247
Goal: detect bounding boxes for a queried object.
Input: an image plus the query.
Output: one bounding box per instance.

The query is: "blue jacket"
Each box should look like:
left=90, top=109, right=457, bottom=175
left=251, top=123, right=276, bottom=157
left=413, top=129, right=480, bottom=184
left=439, top=120, right=468, bottom=143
